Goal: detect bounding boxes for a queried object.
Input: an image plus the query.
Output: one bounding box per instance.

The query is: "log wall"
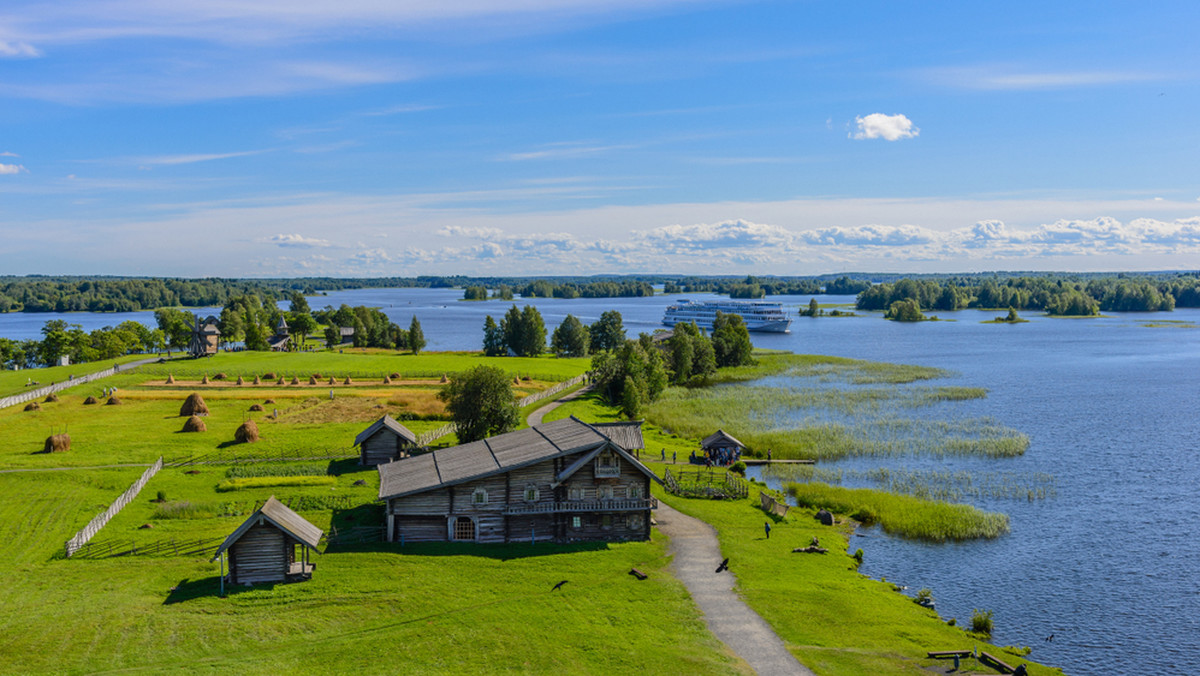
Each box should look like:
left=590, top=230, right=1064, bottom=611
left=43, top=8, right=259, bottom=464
left=230, top=523, right=288, bottom=584
left=361, top=430, right=411, bottom=466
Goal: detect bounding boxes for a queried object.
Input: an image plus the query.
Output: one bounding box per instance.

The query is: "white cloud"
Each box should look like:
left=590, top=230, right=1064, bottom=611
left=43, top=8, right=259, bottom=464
left=0, top=152, right=19, bottom=157
left=851, top=113, right=919, bottom=141
left=267, top=233, right=332, bottom=248
left=0, top=163, right=28, bottom=175
left=0, top=40, right=40, bottom=58
left=127, top=150, right=268, bottom=166
left=924, top=66, right=1168, bottom=91
left=636, top=218, right=797, bottom=252
left=800, top=224, right=936, bottom=246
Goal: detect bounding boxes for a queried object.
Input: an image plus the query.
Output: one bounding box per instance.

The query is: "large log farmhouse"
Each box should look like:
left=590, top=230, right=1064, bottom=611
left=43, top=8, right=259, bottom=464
left=377, top=416, right=660, bottom=544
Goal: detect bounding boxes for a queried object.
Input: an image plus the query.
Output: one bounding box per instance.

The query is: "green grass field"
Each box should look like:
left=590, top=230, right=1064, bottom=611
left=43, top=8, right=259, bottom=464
left=0, top=353, right=151, bottom=399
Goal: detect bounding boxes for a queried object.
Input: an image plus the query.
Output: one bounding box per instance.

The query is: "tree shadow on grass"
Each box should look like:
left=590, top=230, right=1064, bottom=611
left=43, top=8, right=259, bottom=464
left=164, top=576, right=275, bottom=604
left=326, top=540, right=611, bottom=561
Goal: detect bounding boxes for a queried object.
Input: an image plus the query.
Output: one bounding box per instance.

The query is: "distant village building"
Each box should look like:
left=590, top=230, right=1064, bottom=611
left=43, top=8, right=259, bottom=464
left=355, top=415, right=418, bottom=466
left=211, top=496, right=322, bottom=589
left=378, top=417, right=658, bottom=544
left=701, top=429, right=746, bottom=465
left=267, top=316, right=290, bottom=352
left=188, top=315, right=221, bottom=358
left=338, top=327, right=355, bottom=345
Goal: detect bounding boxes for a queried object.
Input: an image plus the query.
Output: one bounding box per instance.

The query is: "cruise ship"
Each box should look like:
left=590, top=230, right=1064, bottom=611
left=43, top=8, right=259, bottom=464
left=662, top=299, right=792, bottom=333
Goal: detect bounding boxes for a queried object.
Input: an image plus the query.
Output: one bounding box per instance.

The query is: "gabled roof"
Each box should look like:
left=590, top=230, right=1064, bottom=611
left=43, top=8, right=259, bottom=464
left=355, top=415, right=417, bottom=447
left=378, top=416, right=653, bottom=500
left=593, top=421, right=645, bottom=450
left=553, top=439, right=664, bottom=488
left=701, top=429, right=746, bottom=450
left=210, top=496, right=323, bottom=561
left=339, top=327, right=355, bottom=336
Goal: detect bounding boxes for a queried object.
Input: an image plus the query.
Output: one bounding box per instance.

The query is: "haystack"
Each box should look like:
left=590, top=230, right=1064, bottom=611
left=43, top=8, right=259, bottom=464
left=44, top=393, right=59, bottom=403
left=44, top=434, right=70, bottom=453
left=252, top=375, right=261, bottom=385
left=236, top=375, right=244, bottom=385
left=277, top=377, right=285, bottom=385
left=308, top=375, right=318, bottom=385
left=234, top=419, right=260, bottom=443
left=263, top=372, right=276, bottom=380
left=329, top=376, right=336, bottom=385
left=440, top=374, right=448, bottom=383
left=181, top=416, right=206, bottom=433
left=390, top=372, right=400, bottom=379
left=249, top=403, right=264, bottom=412
left=166, top=374, right=175, bottom=384
left=24, top=402, right=40, bottom=411
left=513, top=377, right=520, bottom=385
left=312, top=373, right=323, bottom=379
left=382, top=375, right=392, bottom=385
left=343, top=376, right=352, bottom=385
left=180, top=393, right=209, bottom=417
left=106, top=396, right=122, bottom=406
left=214, top=373, right=227, bottom=381
left=264, top=399, right=275, bottom=404
left=291, top=376, right=300, bottom=385
left=83, top=396, right=99, bottom=405
left=201, top=374, right=210, bottom=384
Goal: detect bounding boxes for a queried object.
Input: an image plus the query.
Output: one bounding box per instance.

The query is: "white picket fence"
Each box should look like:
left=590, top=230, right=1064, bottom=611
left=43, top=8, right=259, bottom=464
left=414, top=373, right=588, bottom=446
left=64, top=457, right=164, bottom=558
left=0, top=357, right=160, bottom=411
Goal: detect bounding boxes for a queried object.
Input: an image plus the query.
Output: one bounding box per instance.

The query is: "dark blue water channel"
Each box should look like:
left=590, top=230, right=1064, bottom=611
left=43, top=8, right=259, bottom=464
left=3, top=289, right=1198, bottom=675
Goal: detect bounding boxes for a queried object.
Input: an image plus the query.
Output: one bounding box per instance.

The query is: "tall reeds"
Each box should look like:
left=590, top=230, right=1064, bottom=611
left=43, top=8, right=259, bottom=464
left=786, top=482, right=1010, bottom=541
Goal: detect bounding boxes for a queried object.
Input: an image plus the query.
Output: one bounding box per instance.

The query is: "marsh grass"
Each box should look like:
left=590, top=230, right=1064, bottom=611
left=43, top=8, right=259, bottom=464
left=786, top=481, right=1010, bottom=541
left=765, top=465, right=1056, bottom=501
left=710, top=352, right=950, bottom=386
left=224, top=464, right=330, bottom=479
left=215, top=476, right=337, bottom=492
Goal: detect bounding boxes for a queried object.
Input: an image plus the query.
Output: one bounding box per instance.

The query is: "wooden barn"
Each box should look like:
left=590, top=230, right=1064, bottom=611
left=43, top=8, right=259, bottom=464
left=210, top=496, right=322, bottom=589
left=355, top=415, right=418, bottom=466
left=378, top=416, right=659, bottom=544
left=188, top=315, right=221, bottom=358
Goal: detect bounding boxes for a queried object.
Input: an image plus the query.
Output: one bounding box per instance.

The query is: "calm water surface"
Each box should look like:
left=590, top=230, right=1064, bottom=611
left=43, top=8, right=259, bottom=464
left=3, top=290, right=1198, bottom=675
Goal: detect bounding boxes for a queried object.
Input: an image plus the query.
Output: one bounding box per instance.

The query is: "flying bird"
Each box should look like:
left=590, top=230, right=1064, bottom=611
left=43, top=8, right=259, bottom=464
left=1044, top=633, right=1054, bottom=642
left=715, top=558, right=729, bottom=573
left=552, top=580, right=569, bottom=591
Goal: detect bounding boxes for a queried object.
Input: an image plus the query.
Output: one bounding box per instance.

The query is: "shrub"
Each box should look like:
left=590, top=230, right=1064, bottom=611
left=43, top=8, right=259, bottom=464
left=914, top=588, right=933, bottom=605
left=155, top=490, right=167, bottom=502
left=852, top=548, right=863, bottom=566
left=971, top=608, right=994, bottom=636
left=730, top=460, right=747, bottom=475
left=946, top=618, right=956, bottom=626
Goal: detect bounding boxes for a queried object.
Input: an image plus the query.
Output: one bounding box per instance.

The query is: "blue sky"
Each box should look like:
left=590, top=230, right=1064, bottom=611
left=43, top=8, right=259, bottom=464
left=1, top=0, right=1198, bottom=277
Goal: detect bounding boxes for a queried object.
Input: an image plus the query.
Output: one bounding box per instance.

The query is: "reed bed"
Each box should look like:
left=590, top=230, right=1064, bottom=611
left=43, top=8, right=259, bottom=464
left=786, top=481, right=1010, bottom=541
left=765, top=465, right=1056, bottom=501
left=214, top=476, right=337, bottom=492
left=711, top=352, right=950, bottom=385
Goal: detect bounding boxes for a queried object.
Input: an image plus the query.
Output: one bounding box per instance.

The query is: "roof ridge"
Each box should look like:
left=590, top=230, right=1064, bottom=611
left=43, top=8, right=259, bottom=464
left=431, top=450, right=443, bottom=485
left=483, top=437, right=501, bottom=470
left=570, top=414, right=612, bottom=443
left=532, top=422, right=563, bottom=454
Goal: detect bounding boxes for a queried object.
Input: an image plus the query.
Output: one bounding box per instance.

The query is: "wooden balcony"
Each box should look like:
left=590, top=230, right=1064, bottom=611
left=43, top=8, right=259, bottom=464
left=505, top=497, right=657, bottom=516
left=594, top=465, right=621, bottom=478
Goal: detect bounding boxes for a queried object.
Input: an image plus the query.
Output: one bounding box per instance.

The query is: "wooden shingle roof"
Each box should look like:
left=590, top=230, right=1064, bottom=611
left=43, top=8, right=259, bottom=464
left=378, top=416, right=649, bottom=500
left=210, top=496, right=323, bottom=561
left=701, top=429, right=746, bottom=450
left=354, top=415, right=418, bottom=447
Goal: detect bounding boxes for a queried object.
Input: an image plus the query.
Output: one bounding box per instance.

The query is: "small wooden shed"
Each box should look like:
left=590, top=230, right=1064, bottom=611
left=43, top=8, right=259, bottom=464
left=210, top=496, right=322, bottom=590
left=355, top=415, right=418, bottom=466
left=701, top=429, right=746, bottom=457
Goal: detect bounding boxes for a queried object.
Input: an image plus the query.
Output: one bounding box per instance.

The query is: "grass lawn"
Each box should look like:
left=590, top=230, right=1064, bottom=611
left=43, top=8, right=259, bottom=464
left=0, top=466, right=749, bottom=675
left=0, top=353, right=152, bottom=399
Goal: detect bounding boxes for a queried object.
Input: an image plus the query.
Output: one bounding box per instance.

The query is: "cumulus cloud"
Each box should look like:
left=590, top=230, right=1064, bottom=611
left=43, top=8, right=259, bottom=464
left=851, top=113, right=919, bottom=141
left=437, top=225, right=504, bottom=239
left=636, top=219, right=797, bottom=252
left=267, top=233, right=332, bottom=248
left=0, top=163, right=28, bottom=175
left=800, top=224, right=936, bottom=247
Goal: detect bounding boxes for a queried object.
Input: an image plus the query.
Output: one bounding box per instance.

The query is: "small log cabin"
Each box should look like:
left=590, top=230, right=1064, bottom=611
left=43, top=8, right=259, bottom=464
left=701, top=429, right=746, bottom=461
left=188, top=315, right=221, bottom=358
left=378, top=416, right=659, bottom=544
left=210, top=496, right=322, bottom=587
left=356, top=415, right=418, bottom=466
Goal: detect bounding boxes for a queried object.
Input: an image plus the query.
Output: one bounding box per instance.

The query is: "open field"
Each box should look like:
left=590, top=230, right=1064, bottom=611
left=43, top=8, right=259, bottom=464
left=0, top=353, right=151, bottom=399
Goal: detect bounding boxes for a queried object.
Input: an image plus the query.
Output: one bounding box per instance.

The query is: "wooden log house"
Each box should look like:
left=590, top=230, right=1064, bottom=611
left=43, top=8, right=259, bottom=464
left=210, top=496, right=322, bottom=590
left=378, top=416, right=660, bottom=544
left=355, top=415, right=418, bottom=466
left=187, top=315, right=221, bottom=358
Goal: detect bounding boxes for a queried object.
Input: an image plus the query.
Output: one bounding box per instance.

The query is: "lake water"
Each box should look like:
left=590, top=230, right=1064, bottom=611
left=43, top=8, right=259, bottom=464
left=3, top=289, right=1198, bottom=675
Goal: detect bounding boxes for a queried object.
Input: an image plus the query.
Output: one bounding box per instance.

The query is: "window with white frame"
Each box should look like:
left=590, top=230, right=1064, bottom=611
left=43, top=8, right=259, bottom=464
left=571, top=516, right=582, bottom=529
left=472, top=487, right=488, bottom=505
left=523, top=484, right=539, bottom=503
left=568, top=485, right=584, bottom=501
left=597, top=485, right=614, bottom=500
left=628, top=483, right=642, bottom=499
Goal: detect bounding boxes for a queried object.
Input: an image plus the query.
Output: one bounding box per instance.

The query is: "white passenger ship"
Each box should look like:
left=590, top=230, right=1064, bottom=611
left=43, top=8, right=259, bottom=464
left=661, top=299, right=792, bottom=333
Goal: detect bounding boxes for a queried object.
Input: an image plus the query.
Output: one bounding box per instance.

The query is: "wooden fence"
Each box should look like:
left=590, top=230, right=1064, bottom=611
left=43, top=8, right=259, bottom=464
left=64, top=456, right=164, bottom=558
left=662, top=467, right=749, bottom=500
left=0, top=356, right=162, bottom=411
left=759, top=491, right=790, bottom=517
left=70, top=535, right=226, bottom=560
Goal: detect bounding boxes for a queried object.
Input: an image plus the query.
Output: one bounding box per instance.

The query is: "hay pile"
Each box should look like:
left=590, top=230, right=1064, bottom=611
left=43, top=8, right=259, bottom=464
left=329, top=376, right=336, bottom=385
left=264, top=399, right=275, bottom=404
left=249, top=403, right=264, bottom=412
left=24, top=402, right=40, bottom=411
left=344, top=376, right=352, bottom=385
left=277, top=377, right=285, bottom=385
left=382, top=375, right=392, bottom=385
left=105, top=396, right=122, bottom=406
left=308, top=375, right=318, bottom=385
left=513, top=377, right=520, bottom=385
left=390, top=372, right=400, bottom=379
left=201, top=374, right=209, bottom=384
left=44, top=434, right=70, bottom=453
left=263, top=372, right=276, bottom=380
left=166, top=374, right=175, bottom=384
left=252, top=375, right=261, bottom=385
left=213, top=373, right=227, bottom=381
left=83, top=396, right=99, bottom=405
left=440, top=374, right=448, bottom=383
left=234, top=419, right=260, bottom=443
left=181, top=416, right=206, bottom=433
left=236, top=375, right=244, bottom=385
left=180, top=393, right=209, bottom=417
left=290, top=376, right=300, bottom=385
left=44, top=393, right=59, bottom=403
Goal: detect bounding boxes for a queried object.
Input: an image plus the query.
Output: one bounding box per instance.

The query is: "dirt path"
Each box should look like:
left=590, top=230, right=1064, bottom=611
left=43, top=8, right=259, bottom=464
left=525, top=383, right=592, bottom=426
left=655, top=500, right=815, bottom=676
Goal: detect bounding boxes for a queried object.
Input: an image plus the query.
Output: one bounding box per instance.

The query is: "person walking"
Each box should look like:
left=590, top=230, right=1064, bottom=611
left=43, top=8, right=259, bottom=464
left=764, top=522, right=771, bottom=539
left=672, top=451, right=677, bottom=464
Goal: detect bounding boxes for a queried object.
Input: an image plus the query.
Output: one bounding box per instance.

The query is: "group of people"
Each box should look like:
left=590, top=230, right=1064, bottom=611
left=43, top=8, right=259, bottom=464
left=690, top=446, right=741, bottom=467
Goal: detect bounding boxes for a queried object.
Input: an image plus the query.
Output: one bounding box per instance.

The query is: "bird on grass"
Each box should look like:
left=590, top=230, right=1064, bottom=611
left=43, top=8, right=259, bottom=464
left=715, top=558, right=729, bottom=573
left=552, top=580, right=569, bottom=591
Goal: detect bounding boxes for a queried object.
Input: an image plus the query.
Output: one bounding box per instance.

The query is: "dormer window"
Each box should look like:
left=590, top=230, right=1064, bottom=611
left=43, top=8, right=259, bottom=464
left=595, top=449, right=620, bottom=478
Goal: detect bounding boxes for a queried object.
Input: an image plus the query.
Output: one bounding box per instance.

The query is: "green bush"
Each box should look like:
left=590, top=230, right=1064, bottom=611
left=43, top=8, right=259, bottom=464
left=971, top=608, right=994, bottom=636
left=852, top=548, right=863, bottom=566
left=729, top=460, right=746, bottom=475
left=155, top=490, right=167, bottom=502
left=914, top=588, right=933, bottom=605
left=215, top=476, right=337, bottom=492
